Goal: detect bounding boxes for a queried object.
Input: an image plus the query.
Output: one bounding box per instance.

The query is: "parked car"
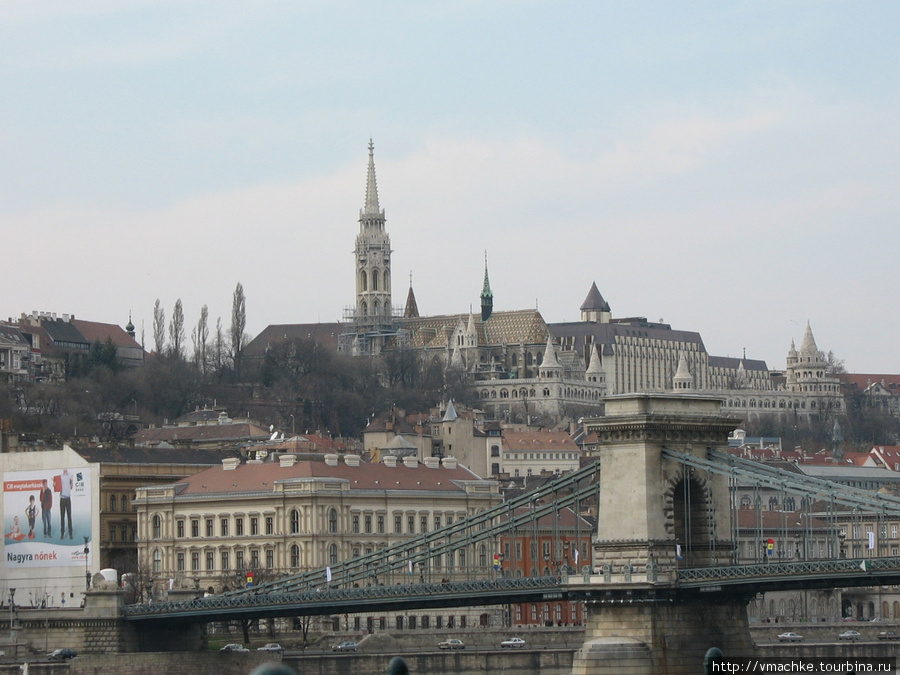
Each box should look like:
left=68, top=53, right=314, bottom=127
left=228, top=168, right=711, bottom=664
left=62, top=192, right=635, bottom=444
left=219, top=643, right=249, bottom=652
left=438, top=638, right=466, bottom=650
left=777, top=632, right=803, bottom=643
left=47, top=648, right=77, bottom=661
left=331, top=640, right=359, bottom=652
left=501, top=637, right=526, bottom=648
left=257, top=643, right=283, bottom=653
left=878, top=631, right=900, bottom=641
left=838, top=630, right=861, bottom=641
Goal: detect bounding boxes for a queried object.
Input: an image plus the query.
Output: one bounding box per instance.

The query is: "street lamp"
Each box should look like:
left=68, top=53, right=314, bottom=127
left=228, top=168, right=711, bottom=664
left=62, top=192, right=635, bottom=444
left=83, top=536, right=91, bottom=591
left=8, top=588, right=15, bottom=642
left=838, top=531, right=846, bottom=559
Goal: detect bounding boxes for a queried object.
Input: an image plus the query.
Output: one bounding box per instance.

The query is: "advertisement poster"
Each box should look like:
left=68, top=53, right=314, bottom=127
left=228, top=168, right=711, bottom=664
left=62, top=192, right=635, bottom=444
left=3, top=467, right=91, bottom=568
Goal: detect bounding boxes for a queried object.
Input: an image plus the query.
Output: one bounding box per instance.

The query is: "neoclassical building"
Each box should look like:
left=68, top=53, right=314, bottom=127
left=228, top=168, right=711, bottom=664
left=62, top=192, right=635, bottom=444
left=133, top=453, right=501, bottom=590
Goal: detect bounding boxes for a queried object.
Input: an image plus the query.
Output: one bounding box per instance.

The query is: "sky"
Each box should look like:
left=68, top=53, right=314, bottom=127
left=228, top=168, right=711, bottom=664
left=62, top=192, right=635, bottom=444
left=2, top=1, right=898, bottom=373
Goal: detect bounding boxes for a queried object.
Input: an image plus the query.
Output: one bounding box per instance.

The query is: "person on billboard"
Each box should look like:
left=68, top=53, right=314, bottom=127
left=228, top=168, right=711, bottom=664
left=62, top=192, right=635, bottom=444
left=39, top=478, right=53, bottom=537
left=59, top=468, right=73, bottom=539
left=6, top=515, right=25, bottom=541
left=25, top=495, right=37, bottom=539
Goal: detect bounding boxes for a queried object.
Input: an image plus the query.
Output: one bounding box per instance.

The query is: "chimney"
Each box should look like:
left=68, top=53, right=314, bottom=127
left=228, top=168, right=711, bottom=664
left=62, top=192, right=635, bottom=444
left=383, top=455, right=397, bottom=468
left=402, top=456, right=418, bottom=468
left=423, top=457, right=440, bottom=469
left=279, top=454, right=297, bottom=468
left=441, top=456, right=458, bottom=470
left=325, top=454, right=339, bottom=467
left=344, top=454, right=361, bottom=467
left=222, top=458, right=240, bottom=471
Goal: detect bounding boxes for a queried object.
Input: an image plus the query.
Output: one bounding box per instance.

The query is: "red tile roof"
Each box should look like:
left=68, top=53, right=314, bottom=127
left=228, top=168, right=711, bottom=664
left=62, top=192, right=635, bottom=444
left=175, top=459, right=487, bottom=496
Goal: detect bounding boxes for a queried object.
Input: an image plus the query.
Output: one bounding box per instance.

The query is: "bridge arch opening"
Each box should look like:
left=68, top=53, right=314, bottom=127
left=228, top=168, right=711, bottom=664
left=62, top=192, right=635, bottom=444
left=669, top=470, right=713, bottom=565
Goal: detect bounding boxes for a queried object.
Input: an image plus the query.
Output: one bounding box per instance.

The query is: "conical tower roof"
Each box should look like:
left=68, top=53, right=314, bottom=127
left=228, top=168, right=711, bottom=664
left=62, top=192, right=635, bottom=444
left=404, top=280, right=419, bottom=318
left=362, top=139, right=382, bottom=217
left=799, top=322, right=818, bottom=355
left=442, top=400, right=458, bottom=422
left=541, top=335, right=561, bottom=369
left=580, top=282, right=610, bottom=313
left=586, top=344, right=604, bottom=375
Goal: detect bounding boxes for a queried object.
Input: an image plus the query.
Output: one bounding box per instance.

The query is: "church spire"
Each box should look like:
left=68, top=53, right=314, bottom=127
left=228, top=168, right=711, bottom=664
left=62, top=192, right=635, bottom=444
left=362, top=138, right=382, bottom=217
left=480, top=252, right=493, bottom=321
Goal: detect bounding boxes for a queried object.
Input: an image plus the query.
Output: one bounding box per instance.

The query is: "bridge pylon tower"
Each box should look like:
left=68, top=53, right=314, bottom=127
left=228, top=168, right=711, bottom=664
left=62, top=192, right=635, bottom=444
left=572, top=393, right=751, bottom=675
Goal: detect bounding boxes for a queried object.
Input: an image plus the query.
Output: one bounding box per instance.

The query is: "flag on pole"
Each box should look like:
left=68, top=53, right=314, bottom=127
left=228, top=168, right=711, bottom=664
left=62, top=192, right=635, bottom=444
left=408, top=560, right=413, bottom=575
left=574, top=548, right=579, bottom=566
left=326, top=566, right=332, bottom=583
left=676, top=544, right=683, bottom=561
left=868, top=531, right=875, bottom=550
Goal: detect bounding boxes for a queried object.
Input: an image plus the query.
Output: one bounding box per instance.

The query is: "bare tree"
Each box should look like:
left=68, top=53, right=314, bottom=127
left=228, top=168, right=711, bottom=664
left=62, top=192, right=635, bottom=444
left=169, top=299, right=185, bottom=360
left=213, top=317, right=228, bottom=373
left=152, top=299, right=166, bottom=355
left=230, top=282, right=247, bottom=378
left=824, top=350, right=846, bottom=374
left=192, top=305, right=210, bottom=374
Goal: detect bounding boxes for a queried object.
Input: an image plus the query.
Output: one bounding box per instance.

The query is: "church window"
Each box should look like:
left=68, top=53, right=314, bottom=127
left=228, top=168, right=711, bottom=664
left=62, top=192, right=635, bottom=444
left=500, top=390, right=509, bottom=399
left=360, top=301, right=368, bottom=316
left=373, top=299, right=380, bottom=315
left=360, top=270, right=367, bottom=291
left=543, top=388, right=550, bottom=396
left=372, top=270, right=379, bottom=291
left=383, top=270, right=390, bottom=291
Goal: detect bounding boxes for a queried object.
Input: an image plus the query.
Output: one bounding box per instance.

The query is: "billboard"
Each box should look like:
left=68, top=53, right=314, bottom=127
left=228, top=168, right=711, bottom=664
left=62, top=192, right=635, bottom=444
left=3, top=467, right=92, bottom=568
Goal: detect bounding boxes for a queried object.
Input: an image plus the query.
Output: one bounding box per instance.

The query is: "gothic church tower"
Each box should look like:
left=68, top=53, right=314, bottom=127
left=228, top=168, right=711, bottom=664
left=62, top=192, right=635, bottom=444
left=355, top=140, right=393, bottom=332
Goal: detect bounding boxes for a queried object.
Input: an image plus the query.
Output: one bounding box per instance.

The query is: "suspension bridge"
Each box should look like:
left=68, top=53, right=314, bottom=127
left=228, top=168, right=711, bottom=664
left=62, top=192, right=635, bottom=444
left=116, top=393, right=900, bottom=674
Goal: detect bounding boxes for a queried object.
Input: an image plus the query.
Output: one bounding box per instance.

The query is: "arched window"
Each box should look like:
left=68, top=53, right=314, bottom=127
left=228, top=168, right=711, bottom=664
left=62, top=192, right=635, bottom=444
left=290, top=509, right=300, bottom=534
left=383, top=270, right=390, bottom=292
left=359, top=270, right=367, bottom=291
left=109, top=495, right=117, bottom=511
left=329, top=543, right=338, bottom=565
left=491, top=445, right=500, bottom=457
left=328, top=509, right=338, bottom=533
left=152, top=514, right=161, bottom=539
left=290, top=544, right=300, bottom=568
left=121, top=494, right=129, bottom=511
left=360, top=301, right=368, bottom=316
left=372, top=269, right=379, bottom=291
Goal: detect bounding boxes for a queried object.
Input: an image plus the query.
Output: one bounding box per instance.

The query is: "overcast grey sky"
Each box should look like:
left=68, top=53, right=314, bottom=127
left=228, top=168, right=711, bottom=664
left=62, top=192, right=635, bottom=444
left=2, top=1, right=898, bottom=372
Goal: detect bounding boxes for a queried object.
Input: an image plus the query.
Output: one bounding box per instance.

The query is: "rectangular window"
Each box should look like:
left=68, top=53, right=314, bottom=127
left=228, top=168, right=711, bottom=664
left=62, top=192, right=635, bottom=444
left=221, top=551, right=229, bottom=571
left=352, top=515, right=360, bottom=534
left=265, top=517, right=273, bottom=535
left=251, top=517, right=258, bottom=535
left=177, top=520, right=185, bottom=538
left=206, top=551, right=214, bottom=571
left=251, top=550, right=259, bottom=568
left=408, top=515, right=415, bottom=533
left=177, top=552, right=185, bottom=571
left=109, top=526, right=116, bottom=542
left=266, top=550, right=274, bottom=569
left=365, top=515, right=372, bottom=534
left=394, top=515, right=402, bottom=534
left=191, top=519, right=199, bottom=538
left=446, top=515, right=452, bottom=526
left=893, top=525, right=899, bottom=539
left=516, top=541, right=522, bottom=558
left=377, top=515, right=385, bottom=534
left=221, top=519, right=229, bottom=537
left=236, top=550, right=244, bottom=569
left=434, top=515, right=442, bottom=530
left=191, top=552, right=200, bottom=571
left=206, top=519, right=214, bottom=537
left=122, top=526, right=129, bottom=542
left=236, top=518, right=244, bottom=536
left=420, top=516, right=428, bottom=533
